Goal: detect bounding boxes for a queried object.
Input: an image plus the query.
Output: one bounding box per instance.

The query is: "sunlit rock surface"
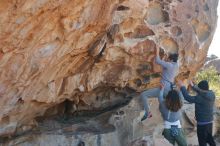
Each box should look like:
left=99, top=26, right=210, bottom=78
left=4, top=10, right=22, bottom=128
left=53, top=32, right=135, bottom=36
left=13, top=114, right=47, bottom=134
left=0, top=0, right=218, bottom=144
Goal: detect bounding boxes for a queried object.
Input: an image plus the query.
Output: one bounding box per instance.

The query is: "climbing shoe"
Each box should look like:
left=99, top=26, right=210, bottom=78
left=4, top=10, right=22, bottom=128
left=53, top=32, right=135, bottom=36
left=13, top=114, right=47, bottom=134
left=141, top=111, right=152, bottom=121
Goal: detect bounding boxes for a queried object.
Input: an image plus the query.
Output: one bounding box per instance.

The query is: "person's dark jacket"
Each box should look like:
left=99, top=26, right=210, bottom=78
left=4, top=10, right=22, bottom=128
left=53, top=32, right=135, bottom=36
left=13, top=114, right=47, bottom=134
left=180, top=85, right=215, bottom=123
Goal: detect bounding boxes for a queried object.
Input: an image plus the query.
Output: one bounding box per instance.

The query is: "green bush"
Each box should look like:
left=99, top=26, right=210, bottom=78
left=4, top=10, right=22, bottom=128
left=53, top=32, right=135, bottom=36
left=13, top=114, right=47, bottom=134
left=196, top=66, right=220, bottom=97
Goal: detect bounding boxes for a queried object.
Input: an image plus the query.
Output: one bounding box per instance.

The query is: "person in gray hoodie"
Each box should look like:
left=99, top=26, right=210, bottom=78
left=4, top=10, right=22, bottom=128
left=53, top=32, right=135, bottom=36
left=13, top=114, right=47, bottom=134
left=178, top=80, right=216, bottom=146
left=140, top=47, right=179, bottom=121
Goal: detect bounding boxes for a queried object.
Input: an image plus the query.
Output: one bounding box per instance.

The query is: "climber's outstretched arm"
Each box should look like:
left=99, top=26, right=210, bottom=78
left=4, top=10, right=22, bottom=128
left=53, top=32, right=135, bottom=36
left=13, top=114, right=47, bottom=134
left=155, top=47, right=171, bottom=69
left=178, top=80, right=196, bottom=103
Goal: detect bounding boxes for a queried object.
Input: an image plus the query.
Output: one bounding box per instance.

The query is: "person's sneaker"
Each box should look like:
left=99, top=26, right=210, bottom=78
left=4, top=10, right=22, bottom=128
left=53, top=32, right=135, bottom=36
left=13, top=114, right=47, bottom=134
left=141, top=111, right=152, bottom=121
left=141, top=112, right=148, bottom=121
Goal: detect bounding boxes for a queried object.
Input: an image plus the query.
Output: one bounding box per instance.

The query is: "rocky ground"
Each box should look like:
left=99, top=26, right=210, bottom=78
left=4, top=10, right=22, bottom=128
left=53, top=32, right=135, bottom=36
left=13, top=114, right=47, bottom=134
left=1, top=96, right=220, bottom=146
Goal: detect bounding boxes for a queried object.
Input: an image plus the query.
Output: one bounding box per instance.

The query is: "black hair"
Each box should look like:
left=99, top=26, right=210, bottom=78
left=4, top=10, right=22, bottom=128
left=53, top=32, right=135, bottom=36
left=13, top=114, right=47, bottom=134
left=168, top=53, right=178, bottom=62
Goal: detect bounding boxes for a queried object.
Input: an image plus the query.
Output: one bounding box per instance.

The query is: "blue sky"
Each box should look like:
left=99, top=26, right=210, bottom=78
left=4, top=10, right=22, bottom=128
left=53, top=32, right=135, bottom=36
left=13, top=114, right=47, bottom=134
left=208, top=3, right=220, bottom=58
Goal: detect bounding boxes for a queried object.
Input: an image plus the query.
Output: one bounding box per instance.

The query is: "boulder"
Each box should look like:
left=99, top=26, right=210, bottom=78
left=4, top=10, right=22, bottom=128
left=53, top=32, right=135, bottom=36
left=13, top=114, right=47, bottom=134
left=0, top=0, right=219, bottom=144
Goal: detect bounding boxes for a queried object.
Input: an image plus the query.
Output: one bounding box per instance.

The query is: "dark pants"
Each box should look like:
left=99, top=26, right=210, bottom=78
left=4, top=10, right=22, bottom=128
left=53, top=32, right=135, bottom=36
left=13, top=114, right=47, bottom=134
left=197, top=123, right=216, bottom=146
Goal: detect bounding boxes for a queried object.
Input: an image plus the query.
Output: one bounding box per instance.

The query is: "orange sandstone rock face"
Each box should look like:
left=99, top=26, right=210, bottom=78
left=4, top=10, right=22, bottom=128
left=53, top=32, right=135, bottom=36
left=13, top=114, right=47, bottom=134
left=0, top=0, right=218, bottom=136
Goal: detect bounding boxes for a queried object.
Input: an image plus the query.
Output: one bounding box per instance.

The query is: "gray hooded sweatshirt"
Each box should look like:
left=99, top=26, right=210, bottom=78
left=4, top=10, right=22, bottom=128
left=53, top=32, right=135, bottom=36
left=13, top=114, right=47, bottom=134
left=156, top=56, right=179, bottom=95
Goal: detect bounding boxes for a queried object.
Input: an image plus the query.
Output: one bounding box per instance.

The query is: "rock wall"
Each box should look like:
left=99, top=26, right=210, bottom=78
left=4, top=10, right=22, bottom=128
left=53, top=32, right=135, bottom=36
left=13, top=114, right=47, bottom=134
left=0, top=0, right=218, bottom=141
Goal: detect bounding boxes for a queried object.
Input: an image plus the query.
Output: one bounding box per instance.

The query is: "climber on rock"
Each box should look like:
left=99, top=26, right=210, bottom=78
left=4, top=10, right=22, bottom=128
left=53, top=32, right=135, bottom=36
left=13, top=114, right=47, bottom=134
left=158, top=84, right=187, bottom=146
left=178, top=80, right=216, bottom=146
left=140, top=46, right=179, bottom=121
